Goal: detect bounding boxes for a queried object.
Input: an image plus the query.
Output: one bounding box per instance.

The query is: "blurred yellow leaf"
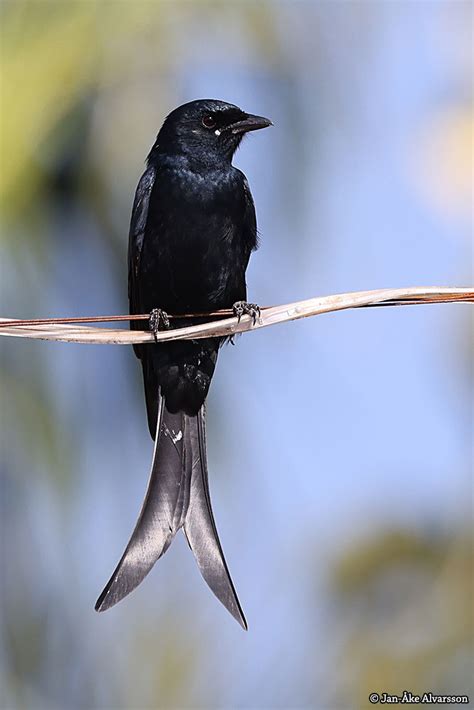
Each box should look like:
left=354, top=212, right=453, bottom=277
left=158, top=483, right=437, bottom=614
left=408, top=106, right=473, bottom=225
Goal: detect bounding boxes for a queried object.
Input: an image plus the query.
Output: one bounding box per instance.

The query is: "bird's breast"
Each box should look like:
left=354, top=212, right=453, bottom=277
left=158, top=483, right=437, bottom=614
left=140, top=168, right=247, bottom=312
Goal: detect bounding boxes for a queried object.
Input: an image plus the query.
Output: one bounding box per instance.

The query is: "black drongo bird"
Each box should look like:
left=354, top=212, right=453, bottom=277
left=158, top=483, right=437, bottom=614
left=95, top=99, right=272, bottom=628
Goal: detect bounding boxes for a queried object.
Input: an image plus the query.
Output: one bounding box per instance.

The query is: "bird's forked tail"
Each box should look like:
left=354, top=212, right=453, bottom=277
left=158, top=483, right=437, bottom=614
left=95, top=394, right=247, bottom=629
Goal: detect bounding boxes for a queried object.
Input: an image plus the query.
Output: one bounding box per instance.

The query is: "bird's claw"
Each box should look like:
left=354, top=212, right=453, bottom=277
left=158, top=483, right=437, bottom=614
left=149, top=308, right=170, bottom=342
left=232, top=301, right=261, bottom=325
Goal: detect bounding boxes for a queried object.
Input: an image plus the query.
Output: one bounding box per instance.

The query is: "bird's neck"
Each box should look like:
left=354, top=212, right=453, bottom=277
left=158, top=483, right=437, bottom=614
left=148, top=146, right=234, bottom=174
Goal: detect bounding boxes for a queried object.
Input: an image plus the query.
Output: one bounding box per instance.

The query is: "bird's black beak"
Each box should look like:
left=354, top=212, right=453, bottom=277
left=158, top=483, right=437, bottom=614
left=231, top=114, right=273, bottom=135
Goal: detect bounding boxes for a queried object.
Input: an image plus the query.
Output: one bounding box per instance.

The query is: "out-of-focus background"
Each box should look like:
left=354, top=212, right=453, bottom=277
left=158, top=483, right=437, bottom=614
left=1, top=2, right=472, bottom=709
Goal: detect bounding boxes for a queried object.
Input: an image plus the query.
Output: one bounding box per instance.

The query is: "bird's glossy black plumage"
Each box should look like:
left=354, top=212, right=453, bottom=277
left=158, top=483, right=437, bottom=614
left=95, top=100, right=271, bottom=628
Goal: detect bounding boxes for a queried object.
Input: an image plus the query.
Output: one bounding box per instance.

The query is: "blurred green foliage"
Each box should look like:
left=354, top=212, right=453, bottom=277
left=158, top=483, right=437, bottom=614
left=330, top=530, right=473, bottom=708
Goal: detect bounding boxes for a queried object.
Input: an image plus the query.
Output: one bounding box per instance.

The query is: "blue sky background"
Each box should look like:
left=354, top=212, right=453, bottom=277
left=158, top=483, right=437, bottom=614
left=1, top=2, right=472, bottom=708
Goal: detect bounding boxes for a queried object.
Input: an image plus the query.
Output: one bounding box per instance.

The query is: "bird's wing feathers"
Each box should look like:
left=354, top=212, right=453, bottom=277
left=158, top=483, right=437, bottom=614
left=241, top=173, right=259, bottom=261
left=128, top=164, right=156, bottom=338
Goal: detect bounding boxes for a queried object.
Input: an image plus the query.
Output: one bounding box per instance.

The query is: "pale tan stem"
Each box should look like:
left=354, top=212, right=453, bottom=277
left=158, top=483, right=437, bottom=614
left=0, top=287, right=472, bottom=346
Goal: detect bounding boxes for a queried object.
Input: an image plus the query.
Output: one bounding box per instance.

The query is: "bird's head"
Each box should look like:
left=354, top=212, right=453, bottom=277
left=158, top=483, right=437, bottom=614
left=149, top=99, right=272, bottom=166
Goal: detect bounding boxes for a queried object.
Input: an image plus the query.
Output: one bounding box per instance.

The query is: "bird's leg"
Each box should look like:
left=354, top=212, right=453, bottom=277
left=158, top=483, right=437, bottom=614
left=149, top=308, right=170, bottom=343
left=232, top=301, right=261, bottom=325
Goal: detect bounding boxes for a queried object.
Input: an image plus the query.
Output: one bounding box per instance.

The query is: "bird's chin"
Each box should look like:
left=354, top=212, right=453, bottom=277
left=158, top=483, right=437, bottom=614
left=228, top=133, right=245, bottom=156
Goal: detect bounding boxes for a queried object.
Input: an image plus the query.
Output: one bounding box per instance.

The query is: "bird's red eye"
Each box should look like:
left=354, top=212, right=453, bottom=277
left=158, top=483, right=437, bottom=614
left=202, top=114, right=216, bottom=129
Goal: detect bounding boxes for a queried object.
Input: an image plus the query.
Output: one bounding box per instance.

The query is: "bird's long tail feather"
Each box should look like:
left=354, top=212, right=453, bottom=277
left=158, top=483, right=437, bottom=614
left=95, top=394, right=246, bottom=629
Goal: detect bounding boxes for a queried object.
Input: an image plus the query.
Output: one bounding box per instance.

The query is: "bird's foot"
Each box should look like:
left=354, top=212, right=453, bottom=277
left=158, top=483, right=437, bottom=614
left=149, top=308, right=170, bottom=342
left=232, top=301, right=261, bottom=325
